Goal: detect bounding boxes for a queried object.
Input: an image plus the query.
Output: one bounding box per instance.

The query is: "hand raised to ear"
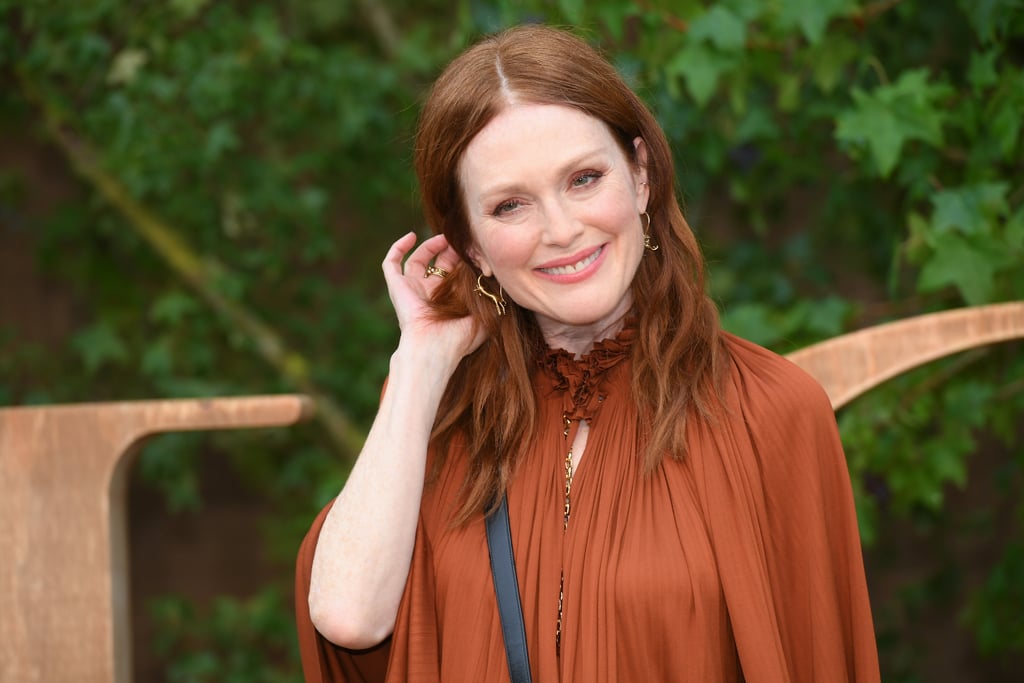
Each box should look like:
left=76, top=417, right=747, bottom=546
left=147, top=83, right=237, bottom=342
left=382, top=232, right=487, bottom=364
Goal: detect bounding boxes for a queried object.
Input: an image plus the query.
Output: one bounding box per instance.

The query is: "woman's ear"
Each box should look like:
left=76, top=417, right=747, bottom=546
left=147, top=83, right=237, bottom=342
left=466, top=244, right=493, bottom=277
left=633, top=137, right=650, bottom=213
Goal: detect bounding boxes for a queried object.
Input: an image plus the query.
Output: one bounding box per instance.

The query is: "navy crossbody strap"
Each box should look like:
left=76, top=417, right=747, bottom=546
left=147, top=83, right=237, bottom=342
left=485, top=495, right=533, bottom=683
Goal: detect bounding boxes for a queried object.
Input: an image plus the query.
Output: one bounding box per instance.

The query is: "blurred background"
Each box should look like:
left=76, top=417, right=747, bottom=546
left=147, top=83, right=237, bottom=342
left=1, top=0, right=1022, bottom=680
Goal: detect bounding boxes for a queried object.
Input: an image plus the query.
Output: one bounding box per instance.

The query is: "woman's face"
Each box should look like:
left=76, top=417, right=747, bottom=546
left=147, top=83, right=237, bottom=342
left=460, top=103, right=649, bottom=344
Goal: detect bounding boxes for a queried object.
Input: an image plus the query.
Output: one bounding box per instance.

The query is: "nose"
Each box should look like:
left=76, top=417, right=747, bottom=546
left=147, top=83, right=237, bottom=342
left=541, top=201, right=583, bottom=246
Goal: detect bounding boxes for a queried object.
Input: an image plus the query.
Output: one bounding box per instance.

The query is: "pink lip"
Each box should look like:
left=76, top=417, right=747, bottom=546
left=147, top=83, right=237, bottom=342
left=534, top=244, right=607, bottom=283
left=536, top=245, right=603, bottom=270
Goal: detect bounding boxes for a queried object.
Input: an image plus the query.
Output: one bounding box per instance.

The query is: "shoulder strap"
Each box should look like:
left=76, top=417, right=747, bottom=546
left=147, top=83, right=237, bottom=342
left=485, top=495, right=534, bottom=683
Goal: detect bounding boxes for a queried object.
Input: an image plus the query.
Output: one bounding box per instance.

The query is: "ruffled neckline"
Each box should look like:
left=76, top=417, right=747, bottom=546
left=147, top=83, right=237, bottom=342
left=540, top=322, right=636, bottom=422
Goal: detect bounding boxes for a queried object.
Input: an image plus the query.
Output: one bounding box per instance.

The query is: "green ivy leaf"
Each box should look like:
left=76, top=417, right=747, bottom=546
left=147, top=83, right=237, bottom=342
left=931, top=182, right=1009, bottom=235
left=734, top=105, right=779, bottom=142
left=917, top=232, right=1014, bottom=304
left=777, top=0, right=855, bottom=44
left=72, top=322, right=128, bottom=372
left=596, top=3, right=640, bottom=42
left=690, top=5, right=747, bottom=52
left=556, top=0, right=585, bottom=24
left=968, top=49, right=1001, bottom=89
left=943, top=380, right=995, bottom=429
left=150, top=291, right=200, bottom=325
left=803, top=296, right=853, bottom=337
left=988, top=69, right=1024, bottom=159
left=929, top=433, right=970, bottom=488
left=667, top=43, right=735, bottom=107
left=723, top=0, right=765, bottom=22
left=720, top=302, right=806, bottom=347
left=835, top=69, right=952, bottom=177
left=958, top=0, right=1024, bottom=44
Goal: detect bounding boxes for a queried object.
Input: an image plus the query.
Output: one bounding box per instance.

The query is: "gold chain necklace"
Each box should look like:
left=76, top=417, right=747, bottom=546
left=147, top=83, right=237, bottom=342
left=556, top=414, right=574, bottom=655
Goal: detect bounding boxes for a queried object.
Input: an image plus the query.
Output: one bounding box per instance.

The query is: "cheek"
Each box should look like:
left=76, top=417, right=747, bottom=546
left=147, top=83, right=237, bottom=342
left=588, top=191, right=641, bottom=236
left=475, top=229, right=538, bottom=273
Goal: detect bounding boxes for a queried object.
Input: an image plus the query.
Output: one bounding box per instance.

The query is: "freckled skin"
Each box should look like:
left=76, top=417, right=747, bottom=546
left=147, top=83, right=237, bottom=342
left=461, top=104, right=650, bottom=354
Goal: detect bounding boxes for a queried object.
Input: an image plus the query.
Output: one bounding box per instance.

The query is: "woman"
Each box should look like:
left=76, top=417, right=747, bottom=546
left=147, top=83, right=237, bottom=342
left=297, top=24, right=879, bottom=682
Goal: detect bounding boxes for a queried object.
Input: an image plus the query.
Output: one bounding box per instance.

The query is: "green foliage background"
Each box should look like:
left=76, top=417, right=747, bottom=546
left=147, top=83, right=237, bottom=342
left=1, top=0, right=1022, bottom=680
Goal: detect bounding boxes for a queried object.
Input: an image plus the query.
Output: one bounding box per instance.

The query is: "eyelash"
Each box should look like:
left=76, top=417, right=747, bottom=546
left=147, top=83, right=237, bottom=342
left=571, top=170, right=603, bottom=187
left=490, top=170, right=604, bottom=216
left=492, top=199, right=521, bottom=216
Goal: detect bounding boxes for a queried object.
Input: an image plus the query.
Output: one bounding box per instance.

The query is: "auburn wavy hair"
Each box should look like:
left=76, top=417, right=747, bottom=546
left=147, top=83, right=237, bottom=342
left=414, top=24, right=728, bottom=523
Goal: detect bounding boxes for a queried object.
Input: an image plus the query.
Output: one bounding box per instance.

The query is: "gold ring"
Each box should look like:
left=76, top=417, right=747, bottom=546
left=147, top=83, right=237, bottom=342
left=424, top=265, right=450, bottom=279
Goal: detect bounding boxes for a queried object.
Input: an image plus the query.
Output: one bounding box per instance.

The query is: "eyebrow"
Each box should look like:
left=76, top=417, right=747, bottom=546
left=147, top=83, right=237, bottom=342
left=474, top=146, right=611, bottom=202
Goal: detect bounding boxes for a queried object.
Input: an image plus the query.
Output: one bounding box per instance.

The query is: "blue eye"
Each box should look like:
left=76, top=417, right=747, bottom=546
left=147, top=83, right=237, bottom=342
left=571, top=171, right=602, bottom=188
left=492, top=199, right=522, bottom=215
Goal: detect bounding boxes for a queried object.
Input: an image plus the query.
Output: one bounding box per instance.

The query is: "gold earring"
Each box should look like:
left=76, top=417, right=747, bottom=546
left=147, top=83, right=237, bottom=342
left=642, top=212, right=659, bottom=252
left=474, top=274, right=507, bottom=316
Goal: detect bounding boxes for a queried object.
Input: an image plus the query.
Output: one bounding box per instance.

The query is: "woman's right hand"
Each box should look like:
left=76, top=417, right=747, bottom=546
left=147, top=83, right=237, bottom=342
left=383, top=232, right=487, bottom=364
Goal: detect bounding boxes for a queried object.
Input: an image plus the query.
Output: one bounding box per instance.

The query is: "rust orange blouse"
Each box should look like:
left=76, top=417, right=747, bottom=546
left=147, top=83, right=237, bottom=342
left=295, top=332, right=880, bottom=682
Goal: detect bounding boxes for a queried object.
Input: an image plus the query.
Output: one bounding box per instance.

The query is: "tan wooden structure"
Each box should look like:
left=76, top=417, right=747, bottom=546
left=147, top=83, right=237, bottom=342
left=0, top=395, right=313, bottom=683
left=0, top=302, right=1021, bottom=681
left=788, top=301, right=1024, bottom=409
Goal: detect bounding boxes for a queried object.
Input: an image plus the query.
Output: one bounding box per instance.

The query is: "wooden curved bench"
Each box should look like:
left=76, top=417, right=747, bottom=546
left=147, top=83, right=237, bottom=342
left=0, top=302, right=1021, bottom=681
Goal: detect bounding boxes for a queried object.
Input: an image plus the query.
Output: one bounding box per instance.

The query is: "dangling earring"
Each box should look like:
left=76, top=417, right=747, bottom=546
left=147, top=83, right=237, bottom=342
left=641, top=212, right=659, bottom=252
left=475, top=274, right=507, bottom=316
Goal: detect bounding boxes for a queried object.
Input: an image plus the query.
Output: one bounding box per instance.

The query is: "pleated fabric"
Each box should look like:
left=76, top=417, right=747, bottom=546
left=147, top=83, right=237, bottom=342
left=296, top=332, right=880, bottom=682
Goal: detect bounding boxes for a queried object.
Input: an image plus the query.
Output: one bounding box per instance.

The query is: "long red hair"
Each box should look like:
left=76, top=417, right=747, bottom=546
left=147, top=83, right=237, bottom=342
left=414, top=24, right=728, bottom=522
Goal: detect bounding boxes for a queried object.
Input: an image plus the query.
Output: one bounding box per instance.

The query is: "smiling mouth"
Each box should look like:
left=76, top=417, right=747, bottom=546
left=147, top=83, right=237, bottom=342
left=538, top=247, right=603, bottom=276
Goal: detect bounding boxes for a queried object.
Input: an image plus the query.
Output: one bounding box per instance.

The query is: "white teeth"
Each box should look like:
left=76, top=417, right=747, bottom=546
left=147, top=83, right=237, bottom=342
left=540, top=247, right=602, bottom=275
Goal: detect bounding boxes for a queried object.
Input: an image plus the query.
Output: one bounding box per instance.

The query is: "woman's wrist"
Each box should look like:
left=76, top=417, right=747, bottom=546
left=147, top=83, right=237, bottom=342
left=391, top=335, right=465, bottom=381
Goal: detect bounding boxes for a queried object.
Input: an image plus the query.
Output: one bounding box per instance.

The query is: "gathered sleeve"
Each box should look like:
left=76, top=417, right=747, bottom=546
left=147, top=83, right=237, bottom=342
left=692, top=335, right=880, bottom=682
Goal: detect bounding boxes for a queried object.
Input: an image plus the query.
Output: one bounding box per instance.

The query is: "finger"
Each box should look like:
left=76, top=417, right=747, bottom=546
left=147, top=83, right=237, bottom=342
left=403, top=233, right=450, bottom=275
left=422, top=245, right=468, bottom=286
left=383, top=232, right=419, bottom=276
left=432, top=242, right=465, bottom=273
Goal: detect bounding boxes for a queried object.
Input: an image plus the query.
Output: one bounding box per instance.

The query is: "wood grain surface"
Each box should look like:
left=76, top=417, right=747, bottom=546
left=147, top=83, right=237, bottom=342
left=786, top=302, right=1024, bottom=409
left=0, top=395, right=312, bottom=683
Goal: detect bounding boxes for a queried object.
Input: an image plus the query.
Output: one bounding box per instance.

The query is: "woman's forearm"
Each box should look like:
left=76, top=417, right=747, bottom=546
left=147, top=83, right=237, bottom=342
left=307, top=340, right=460, bottom=649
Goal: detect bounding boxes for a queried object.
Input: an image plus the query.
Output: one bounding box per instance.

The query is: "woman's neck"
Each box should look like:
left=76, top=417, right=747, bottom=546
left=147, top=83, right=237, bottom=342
left=536, top=308, right=631, bottom=359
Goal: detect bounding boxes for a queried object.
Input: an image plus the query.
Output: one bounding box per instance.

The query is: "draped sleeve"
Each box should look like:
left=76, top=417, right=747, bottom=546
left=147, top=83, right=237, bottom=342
left=294, top=500, right=391, bottom=683
left=691, top=334, right=880, bottom=682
